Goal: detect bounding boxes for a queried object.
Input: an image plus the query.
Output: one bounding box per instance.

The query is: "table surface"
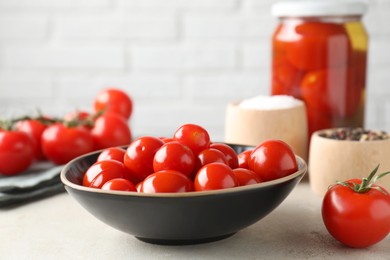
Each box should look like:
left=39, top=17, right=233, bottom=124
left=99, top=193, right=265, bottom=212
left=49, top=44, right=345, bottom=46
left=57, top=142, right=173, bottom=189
left=1, top=182, right=389, bottom=260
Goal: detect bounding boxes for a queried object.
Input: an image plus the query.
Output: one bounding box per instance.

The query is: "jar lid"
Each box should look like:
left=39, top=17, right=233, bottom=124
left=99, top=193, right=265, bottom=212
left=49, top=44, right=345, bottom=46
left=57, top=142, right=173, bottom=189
left=272, top=0, right=368, bottom=17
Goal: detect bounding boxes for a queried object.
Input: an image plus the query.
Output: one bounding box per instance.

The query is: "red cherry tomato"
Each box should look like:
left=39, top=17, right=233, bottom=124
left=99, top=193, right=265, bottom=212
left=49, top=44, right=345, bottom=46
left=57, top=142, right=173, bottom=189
left=153, top=141, right=195, bottom=178
left=94, top=88, right=133, bottom=120
left=97, top=147, right=126, bottom=163
left=91, top=112, right=132, bottom=150
left=141, top=170, right=193, bottom=193
left=210, top=143, right=239, bottom=169
left=301, top=67, right=359, bottom=117
left=15, top=119, right=47, bottom=160
left=285, top=21, right=351, bottom=70
left=194, top=163, right=238, bottom=191
left=271, top=42, right=305, bottom=98
left=0, top=130, right=35, bottom=175
left=195, top=148, right=228, bottom=173
left=83, top=160, right=128, bottom=188
left=237, top=150, right=252, bottom=169
left=248, top=140, right=297, bottom=182
left=41, top=123, right=94, bottom=165
left=322, top=169, right=390, bottom=248
left=101, top=178, right=136, bottom=192
left=124, top=136, right=164, bottom=182
left=173, top=124, right=210, bottom=155
left=233, top=168, right=261, bottom=186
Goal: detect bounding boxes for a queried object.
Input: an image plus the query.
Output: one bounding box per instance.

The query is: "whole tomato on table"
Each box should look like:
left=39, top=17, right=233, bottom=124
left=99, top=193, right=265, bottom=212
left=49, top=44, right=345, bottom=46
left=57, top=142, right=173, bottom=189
left=322, top=166, right=390, bottom=248
left=41, top=122, right=94, bottom=165
left=91, top=112, right=132, bottom=150
left=0, top=128, right=35, bottom=175
left=94, top=88, right=133, bottom=120
left=15, top=119, right=47, bottom=160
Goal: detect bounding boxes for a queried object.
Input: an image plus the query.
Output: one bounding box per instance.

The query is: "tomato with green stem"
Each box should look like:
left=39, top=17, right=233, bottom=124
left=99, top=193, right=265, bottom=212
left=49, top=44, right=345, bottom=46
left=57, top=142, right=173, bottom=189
left=322, top=165, right=390, bottom=248
left=15, top=119, right=47, bottom=160
left=41, top=122, right=94, bottom=165
left=94, top=88, right=133, bottom=120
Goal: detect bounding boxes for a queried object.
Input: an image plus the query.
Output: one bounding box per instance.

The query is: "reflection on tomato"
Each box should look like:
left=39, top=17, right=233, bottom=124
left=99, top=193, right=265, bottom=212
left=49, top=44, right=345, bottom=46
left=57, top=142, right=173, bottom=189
left=301, top=67, right=360, bottom=118
left=249, top=140, right=297, bottom=182
left=0, top=130, right=35, bottom=175
left=102, top=178, right=136, bottom=192
left=210, top=143, right=239, bottom=169
left=233, top=168, right=261, bottom=186
left=194, top=163, right=238, bottom=191
left=173, top=124, right=210, bottom=156
left=153, top=141, right=195, bottom=178
left=41, top=123, right=94, bottom=165
left=141, top=170, right=193, bottom=193
left=285, top=22, right=351, bottom=70
left=124, top=136, right=164, bottom=182
left=97, top=147, right=126, bottom=163
left=91, top=112, right=132, bottom=150
left=94, top=88, right=133, bottom=120
left=15, top=119, right=47, bottom=160
left=237, top=150, right=252, bottom=169
left=83, top=160, right=128, bottom=188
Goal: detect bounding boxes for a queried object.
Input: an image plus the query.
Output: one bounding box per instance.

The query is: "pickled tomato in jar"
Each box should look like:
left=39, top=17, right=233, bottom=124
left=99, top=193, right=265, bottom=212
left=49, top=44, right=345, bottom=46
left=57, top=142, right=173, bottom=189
left=271, top=0, right=368, bottom=138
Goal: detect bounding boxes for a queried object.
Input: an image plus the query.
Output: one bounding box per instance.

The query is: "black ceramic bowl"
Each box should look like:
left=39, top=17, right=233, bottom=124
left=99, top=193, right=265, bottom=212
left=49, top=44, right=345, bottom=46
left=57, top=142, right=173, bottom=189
left=61, top=144, right=306, bottom=245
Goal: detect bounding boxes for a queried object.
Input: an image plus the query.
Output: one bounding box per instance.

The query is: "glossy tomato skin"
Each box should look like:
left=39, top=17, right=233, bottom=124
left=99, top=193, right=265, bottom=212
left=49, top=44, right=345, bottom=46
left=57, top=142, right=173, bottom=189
left=282, top=21, right=351, bottom=70
left=195, top=148, right=228, bottom=175
left=97, top=147, right=126, bottom=163
left=233, top=168, right=261, bottom=186
left=15, top=119, right=47, bottom=160
left=237, top=150, right=252, bottom=169
left=248, top=140, right=298, bottom=182
left=124, top=136, right=164, bottom=182
left=210, top=143, right=239, bottom=169
left=173, top=124, right=210, bottom=155
left=41, top=123, right=94, bottom=165
left=0, top=130, right=35, bottom=175
left=91, top=112, right=132, bottom=150
left=141, top=170, right=193, bottom=193
left=94, top=88, right=133, bottom=120
left=322, top=180, right=390, bottom=248
left=153, top=141, right=195, bottom=178
left=194, top=163, right=238, bottom=191
left=101, top=178, right=136, bottom=192
left=83, top=160, right=128, bottom=188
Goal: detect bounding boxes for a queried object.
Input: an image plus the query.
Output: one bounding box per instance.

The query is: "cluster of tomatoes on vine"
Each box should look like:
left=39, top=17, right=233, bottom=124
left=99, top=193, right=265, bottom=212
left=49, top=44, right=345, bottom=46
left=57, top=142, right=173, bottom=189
left=83, top=123, right=299, bottom=193
left=0, top=88, right=133, bottom=176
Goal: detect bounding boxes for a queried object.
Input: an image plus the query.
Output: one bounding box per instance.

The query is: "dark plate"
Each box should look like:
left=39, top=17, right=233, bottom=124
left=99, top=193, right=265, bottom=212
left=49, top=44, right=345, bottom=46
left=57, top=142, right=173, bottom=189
left=61, top=144, right=306, bottom=245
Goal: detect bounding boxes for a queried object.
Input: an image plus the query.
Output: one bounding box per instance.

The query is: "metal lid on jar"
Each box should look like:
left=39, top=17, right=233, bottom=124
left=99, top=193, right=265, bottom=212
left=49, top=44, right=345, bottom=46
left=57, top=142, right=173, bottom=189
left=272, top=0, right=368, bottom=17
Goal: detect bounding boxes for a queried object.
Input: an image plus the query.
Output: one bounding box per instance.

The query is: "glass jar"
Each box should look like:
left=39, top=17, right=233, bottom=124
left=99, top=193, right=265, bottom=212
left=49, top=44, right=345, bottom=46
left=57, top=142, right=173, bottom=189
left=271, top=0, right=369, bottom=138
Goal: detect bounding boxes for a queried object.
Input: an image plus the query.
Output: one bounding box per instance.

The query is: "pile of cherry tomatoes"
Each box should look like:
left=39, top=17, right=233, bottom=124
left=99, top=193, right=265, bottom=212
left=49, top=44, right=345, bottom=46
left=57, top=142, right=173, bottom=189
left=0, top=88, right=132, bottom=176
left=83, top=123, right=298, bottom=193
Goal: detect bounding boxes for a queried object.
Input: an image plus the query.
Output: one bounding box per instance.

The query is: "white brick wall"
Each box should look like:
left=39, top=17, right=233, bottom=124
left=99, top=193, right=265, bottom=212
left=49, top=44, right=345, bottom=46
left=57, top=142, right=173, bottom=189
left=0, top=0, right=389, bottom=141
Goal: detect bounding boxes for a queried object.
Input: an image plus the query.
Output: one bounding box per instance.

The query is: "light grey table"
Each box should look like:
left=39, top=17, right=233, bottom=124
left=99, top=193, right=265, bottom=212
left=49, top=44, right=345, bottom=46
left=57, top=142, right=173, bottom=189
left=1, top=182, right=389, bottom=259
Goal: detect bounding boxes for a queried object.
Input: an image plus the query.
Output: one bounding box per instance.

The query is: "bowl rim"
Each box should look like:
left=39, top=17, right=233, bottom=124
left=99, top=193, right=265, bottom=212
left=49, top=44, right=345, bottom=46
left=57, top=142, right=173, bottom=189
left=61, top=153, right=307, bottom=198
